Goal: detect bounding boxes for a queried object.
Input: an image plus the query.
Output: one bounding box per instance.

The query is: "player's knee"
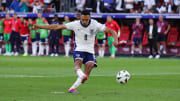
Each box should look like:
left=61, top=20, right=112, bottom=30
left=86, top=63, right=94, bottom=69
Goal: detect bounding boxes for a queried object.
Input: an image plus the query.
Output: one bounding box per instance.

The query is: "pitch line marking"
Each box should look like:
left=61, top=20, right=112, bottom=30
left=50, top=92, right=65, bottom=94
left=0, top=73, right=180, bottom=78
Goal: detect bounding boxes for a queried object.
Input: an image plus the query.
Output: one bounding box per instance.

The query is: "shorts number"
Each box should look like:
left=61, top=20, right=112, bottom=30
left=84, top=34, right=87, bottom=41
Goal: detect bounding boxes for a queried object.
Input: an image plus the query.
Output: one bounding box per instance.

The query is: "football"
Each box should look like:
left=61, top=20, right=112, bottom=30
left=116, top=70, right=130, bottom=84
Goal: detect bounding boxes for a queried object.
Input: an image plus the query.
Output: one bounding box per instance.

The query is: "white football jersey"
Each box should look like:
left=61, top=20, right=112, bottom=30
left=65, top=19, right=106, bottom=54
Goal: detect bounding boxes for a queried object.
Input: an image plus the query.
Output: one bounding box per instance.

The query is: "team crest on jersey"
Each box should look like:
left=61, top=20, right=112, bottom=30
left=90, top=29, right=94, bottom=35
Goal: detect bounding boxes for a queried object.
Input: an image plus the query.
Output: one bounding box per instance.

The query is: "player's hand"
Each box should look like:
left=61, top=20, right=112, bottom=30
left=112, top=41, right=118, bottom=47
left=164, top=31, right=168, bottom=35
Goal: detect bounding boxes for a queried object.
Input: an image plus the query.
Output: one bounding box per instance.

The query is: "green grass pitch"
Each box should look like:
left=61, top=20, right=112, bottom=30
left=0, top=56, right=180, bottom=101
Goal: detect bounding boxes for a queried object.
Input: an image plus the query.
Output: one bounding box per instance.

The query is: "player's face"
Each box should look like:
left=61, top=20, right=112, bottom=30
left=20, top=17, right=24, bottom=22
left=159, top=16, right=163, bottom=22
left=38, top=13, right=42, bottom=18
left=64, top=16, right=69, bottom=22
left=13, top=14, right=17, bottom=19
left=81, top=15, right=90, bottom=27
left=28, top=19, right=32, bottom=24
left=107, top=16, right=112, bottom=23
left=6, top=14, right=10, bottom=19
left=76, top=14, right=80, bottom=20
left=149, top=19, right=154, bottom=25
left=136, top=18, right=140, bottom=23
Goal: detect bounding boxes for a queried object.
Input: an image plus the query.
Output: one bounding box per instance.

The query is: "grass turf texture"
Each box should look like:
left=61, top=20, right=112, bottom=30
left=0, top=56, right=180, bottom=101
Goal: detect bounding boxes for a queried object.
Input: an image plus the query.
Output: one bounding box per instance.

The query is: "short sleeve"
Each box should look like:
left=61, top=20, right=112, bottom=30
left=65, top=21, right=77, bottom=30
left=96, top=21, right=106, bottom=32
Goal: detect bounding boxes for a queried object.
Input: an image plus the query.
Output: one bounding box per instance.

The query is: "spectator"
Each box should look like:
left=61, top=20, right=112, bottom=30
left=75, top=0, right=85, bottom=12
left=0, top=18, right=4, bottom=55
left=85, top=0, right=96, bottom=12
left=105, top=16, right=120, bottom=58
left=115, top=0, right=124, bottom=13
left=124, top=0, right=135, bottom=13
left=49, top=14, right=61, bottom=57
left=43, top=0, right=53, bottom=13
left=131, top=18, right=143, bottom=55
left=156, top=2, right=167, bottom=13
left=2, top=0, right=13, bottom=11
left=144, top=0, right=155, bottom=10
left=96, top=31, right=106, bottom=58
left=104, top=0, right=115, bottom=12
left=38, top=17, right=49, bottom=56
left=35, top=13, right=48, bottom=56
left=27, top=18, right=37, bottom=56
left=9, top=0, right=20, bottom=12
left=19, top=0, right=30, bottom=12
left=173, top=0, right=180, bottom=13
left=156, top=15, right=170, bottom=54
left=146, top=19, right=159, bottom=59
left=31, top=0, right=43, bottom=13
left=164, top=0, right=173, bottom=13
left=62, top=16, right=72, bottom=57
left=3, top=13, right=12, bottom=56
left=76, top=13, right=81, bottom=20
left=95, top=0, right=104, bottom=13
left=10, top=13, right=21, bottom=56
left=19, top=17, right=30, bottom=56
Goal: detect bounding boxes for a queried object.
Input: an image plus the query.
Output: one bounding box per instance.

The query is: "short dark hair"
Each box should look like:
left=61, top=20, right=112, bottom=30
left=13, top=13, right=17, bottom=15
left=81, top=10, right=90, bottom=16
left=54, top=14, right=58, bottom=17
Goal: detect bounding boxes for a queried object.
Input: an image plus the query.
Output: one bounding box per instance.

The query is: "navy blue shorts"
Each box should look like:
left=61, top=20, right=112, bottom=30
left=36, top=33, right=40, bottom=41
left=21, top=36, right=29, bottom=42
left=0, top=34, right=3, bottom=41
left=157, top=34, right=166, bottom=42
left=133, top=37, right=142, bottom=44
left=40, top=38, right=48, bottom=43
left=73, top=51, right=97, bottom=67
left=63, top=36, right=71, bottom=43
left=97, top=38, right=106, bottom=45
left=31, top=39, right=36, bottom=42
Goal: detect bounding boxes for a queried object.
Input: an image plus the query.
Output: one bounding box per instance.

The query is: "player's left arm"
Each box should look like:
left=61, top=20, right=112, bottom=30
left=115, top=22, right=121, bottom=38
left=104, top=27, right=118, bottom=47
left=164, top=23, right=171, bottom=35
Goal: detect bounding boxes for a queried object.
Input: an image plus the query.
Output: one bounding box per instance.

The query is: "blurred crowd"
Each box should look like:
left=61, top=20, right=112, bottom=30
left=0, top=0, right=180, bottom=14
left=0, top=12, right=173, bottom=59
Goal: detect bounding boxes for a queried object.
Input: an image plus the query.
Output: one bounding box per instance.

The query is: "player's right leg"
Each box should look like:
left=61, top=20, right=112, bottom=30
left=0, top=34, right=3, bottom=55
left=68, top=59, right=84, bottom=93
left=68, top=51, right=86, bottom=93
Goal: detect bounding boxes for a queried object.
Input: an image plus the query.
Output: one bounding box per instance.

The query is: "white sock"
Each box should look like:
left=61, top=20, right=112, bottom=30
left=65, top=43, right=70, bottom=56
left=32, top=42, right=37, bottom=55
left=64, top=44, right=67, bottom=56
left=41, top=45, right=44, bottom=55
left=0, top=48, right=2, bottom=54
left=69, top=68, right=85, bottom=89
left=45, top=45, right=49, bottom=55
left=131, top=51, right=134, bottom=54
left=23, top=42, right=28, bottom=54
left=98, top=50, right=101, bottom=57
left=67, top=43, right=71, bottom=56
left=70, top=77, right=82, bottom=89
left=39, top=43, right=44, bottom=55
left=102, top=49, right=105, bottom=57
left=76, top=68, right=85, bottom=78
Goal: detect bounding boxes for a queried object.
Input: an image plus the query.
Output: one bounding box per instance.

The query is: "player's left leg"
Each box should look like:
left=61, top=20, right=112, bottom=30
left=45, top=38, right=49, bottom=56
left=22, top=35, right=29, bottom=56
left=82, top=62, right=95, bottom=83
left=0, top=34, right=3, bottom=55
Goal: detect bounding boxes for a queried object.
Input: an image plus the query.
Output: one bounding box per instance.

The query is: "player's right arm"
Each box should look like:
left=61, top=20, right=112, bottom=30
left=34, top=24, right=66, bottom=30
